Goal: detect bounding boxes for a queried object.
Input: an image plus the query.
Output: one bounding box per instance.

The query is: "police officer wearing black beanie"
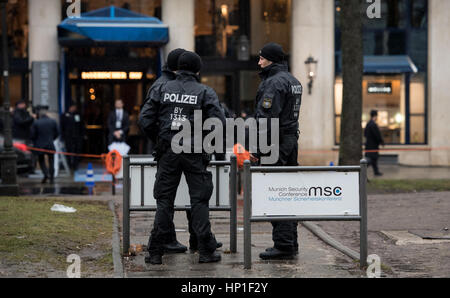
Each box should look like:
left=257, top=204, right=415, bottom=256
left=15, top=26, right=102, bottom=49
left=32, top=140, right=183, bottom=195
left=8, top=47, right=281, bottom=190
left=140, top=48, right=188, bottom=256
left=139, top=51, right=226, bottom=264
left=256, top=43, right=303, bottom=260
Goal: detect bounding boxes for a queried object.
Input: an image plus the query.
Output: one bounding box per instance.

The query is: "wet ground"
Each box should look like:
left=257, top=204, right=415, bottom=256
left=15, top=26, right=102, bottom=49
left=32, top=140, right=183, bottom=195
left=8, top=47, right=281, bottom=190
left=313, top=191, right=450, bottom=277
left=123, top=211, right=364, bottom=278
left=10, top=163, right=450, bottom=278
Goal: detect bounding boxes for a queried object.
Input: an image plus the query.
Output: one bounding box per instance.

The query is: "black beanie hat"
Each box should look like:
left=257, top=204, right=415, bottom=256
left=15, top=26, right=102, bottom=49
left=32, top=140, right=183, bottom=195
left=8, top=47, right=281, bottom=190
left=259, top=42, right=285, bottom=63
left=167, top=48, right=186, bottom=71
left=178, top=51, right=203, bottom=73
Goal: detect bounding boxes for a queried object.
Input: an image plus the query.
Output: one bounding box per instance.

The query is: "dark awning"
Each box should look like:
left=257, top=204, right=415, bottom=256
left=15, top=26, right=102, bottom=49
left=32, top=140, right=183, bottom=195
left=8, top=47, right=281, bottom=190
left=364, top=55, right=418, bottom=74
left=58, top=6, right=168, bottom=46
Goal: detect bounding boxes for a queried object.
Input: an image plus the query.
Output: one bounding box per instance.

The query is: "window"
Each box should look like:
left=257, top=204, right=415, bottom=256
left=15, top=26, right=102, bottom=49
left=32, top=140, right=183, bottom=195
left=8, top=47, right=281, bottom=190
left=334, top=0, right=428, bottom=145
left=195, top=0, right=241, bottom=58
left=409, top=73, right=426, bottom=144
left=250, top=0, right=291, bottom=56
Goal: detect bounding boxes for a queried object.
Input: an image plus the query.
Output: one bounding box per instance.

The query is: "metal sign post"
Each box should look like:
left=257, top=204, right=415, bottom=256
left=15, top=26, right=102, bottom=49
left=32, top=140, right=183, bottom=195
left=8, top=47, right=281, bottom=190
left=243, top=160, right=368, bottom=270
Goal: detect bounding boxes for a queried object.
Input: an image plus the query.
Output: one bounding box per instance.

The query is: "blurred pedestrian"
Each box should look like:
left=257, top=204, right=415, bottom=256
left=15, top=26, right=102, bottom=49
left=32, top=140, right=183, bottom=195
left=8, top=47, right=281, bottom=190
left=61, top=104, right=84, bottom=172
left=12, top=100, right=34, bottom=142
left=30, top=108, right=59, bottom=184
left=364, top=110, right=384, bottom=176
left=107, top=99, right=129, bottom=145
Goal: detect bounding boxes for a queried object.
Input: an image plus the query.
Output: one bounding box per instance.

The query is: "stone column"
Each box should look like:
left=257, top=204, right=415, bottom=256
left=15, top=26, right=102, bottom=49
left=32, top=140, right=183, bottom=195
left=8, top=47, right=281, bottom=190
left=162, top=0, right=195, bottom=55
left=291, top=0, right=335, bottom=166
left=428, top=0, right=450, bottom=166
left=28, top=0, right=61, bottom=113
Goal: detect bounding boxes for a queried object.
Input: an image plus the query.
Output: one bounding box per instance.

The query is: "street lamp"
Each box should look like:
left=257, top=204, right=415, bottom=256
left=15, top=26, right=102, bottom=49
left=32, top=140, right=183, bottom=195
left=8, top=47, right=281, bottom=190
left=304, top=56, right=318, bottom=95
left=0, top=0, right=18, bottom=196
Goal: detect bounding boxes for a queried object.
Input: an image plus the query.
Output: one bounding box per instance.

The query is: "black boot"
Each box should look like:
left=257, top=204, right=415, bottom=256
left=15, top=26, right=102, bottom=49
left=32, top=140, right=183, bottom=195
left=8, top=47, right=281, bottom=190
left=266, top=246, right=298, bottom=255
left=190, top=241, right=223, bottom=252
left=163, top=241, right=187, bottom=253
left=199, top=251, right=221, bottom=263
left=259, top=248, right=295, bottom=260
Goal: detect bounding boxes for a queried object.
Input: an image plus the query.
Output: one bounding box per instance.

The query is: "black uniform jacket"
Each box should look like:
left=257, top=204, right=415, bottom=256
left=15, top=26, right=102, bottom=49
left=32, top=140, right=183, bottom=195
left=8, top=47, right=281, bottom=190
left=30, top=115, right=59, bottom=152
left=142, top=66, right=176, bottom=106
left=255, top=62, right=302, bottom=138
left=138, top=70, right=226, bottom=150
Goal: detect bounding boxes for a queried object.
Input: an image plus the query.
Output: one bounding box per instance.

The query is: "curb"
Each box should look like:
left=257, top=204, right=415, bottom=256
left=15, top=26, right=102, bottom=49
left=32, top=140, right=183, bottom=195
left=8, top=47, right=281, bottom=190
left=302, top=222, right=360, bottom=261
left=109, top=200, right=124, bottom=278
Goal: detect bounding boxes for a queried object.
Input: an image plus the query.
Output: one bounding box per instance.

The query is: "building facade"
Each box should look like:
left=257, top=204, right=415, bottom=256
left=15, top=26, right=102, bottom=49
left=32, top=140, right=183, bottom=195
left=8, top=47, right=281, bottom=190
left=0, top=0, right=448, bottom=165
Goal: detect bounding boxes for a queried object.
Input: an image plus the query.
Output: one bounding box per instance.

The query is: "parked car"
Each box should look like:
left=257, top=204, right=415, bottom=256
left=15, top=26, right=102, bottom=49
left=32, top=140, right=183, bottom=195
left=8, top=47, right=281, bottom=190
left=0, top=135, right=33, bottom=175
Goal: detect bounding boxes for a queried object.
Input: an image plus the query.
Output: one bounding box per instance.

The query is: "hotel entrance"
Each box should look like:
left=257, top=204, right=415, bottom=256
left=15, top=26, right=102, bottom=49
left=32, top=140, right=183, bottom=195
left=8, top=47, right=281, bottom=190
left=57, top=5, right=168, bottom=156
left=68, top=77, right=152, bottom=155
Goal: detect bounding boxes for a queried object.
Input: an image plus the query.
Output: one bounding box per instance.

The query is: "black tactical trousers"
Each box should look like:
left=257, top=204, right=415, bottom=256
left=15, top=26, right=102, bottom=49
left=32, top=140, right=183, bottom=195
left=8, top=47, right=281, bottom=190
left=148, top=150, right=217, bottom=255
left=271, top=135, right=299, bottom=252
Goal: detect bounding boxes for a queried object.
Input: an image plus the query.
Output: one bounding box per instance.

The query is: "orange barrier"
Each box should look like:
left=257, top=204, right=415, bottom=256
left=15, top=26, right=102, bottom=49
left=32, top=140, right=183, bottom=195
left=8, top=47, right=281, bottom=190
left=233, top=143, right=258, bottom=168
left=104, top=150, right=122, bottom=176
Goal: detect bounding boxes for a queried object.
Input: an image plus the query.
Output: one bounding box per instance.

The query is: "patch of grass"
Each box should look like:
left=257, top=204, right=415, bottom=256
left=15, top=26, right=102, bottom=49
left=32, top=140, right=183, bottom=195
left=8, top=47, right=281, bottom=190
left=368, top=179, right=450, bottom=194
left=0, top=197, right=113, bottom=276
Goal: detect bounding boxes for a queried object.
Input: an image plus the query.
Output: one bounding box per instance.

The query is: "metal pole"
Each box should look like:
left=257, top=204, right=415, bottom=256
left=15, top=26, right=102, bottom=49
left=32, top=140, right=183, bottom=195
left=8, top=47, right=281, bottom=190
left=243, top=160, right=252, bottom=269
left=359, top=159, right=368, bottom=268
left=123, top=156, right=130, bottom=254
left=112, top=175, right=116, bottom=195
left=0, top=0, right=18, bottom=196
left=229, top=155, right=237, bottom=253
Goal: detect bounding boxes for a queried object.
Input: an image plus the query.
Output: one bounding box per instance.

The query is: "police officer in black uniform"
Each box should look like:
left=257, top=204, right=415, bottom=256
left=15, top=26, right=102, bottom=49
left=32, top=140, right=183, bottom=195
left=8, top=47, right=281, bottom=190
left=141, top=49, right=223, bottom=255
left=141, top=48, right=189, bottom=254
left=139, top=51, right=226, bottom=265
left=255, top=43, right=303, bottom=260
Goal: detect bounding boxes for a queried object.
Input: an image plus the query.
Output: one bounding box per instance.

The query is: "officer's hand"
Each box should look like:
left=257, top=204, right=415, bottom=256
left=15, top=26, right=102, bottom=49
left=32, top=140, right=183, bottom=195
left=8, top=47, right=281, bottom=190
left=250, top=154, right=259, bottom=163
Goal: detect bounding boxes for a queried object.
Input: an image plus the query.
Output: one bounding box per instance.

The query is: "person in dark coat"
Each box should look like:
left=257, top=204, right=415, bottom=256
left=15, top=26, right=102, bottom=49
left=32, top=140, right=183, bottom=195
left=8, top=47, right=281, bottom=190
left=12, top=100, right=34, bottom=141
left=255, top=43, right=302, bottom=260
left=61, top=104, right=84, bottom=172
left=142, top=48, right=186, bottom=156
left=139, top=51, right=226, bottom=265
left=364, top=110, right=384, bottom=176
left=30, top=108, right=59, bottom=184
left=107, top=99, right=129, bottom=145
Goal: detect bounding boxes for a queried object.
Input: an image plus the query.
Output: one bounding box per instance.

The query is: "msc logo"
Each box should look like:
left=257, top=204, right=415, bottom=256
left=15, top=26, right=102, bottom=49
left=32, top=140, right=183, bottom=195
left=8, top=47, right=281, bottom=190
left=308, top=186, right=343, bottom=197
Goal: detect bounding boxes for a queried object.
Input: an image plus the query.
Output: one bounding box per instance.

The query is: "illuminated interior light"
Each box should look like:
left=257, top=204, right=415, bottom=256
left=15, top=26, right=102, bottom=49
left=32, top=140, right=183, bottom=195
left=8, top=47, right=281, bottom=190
left=395, top=113, right=404, bottom=124
left=129, top=72, right=143, bottom=80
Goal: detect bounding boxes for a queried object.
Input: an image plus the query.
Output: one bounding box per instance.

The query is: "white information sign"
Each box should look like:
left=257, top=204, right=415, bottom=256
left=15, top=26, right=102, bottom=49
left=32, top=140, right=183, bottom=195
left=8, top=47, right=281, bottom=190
left=252, top=171, right=360, bottom=217
left=129, top=160, right=230, bottom=208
